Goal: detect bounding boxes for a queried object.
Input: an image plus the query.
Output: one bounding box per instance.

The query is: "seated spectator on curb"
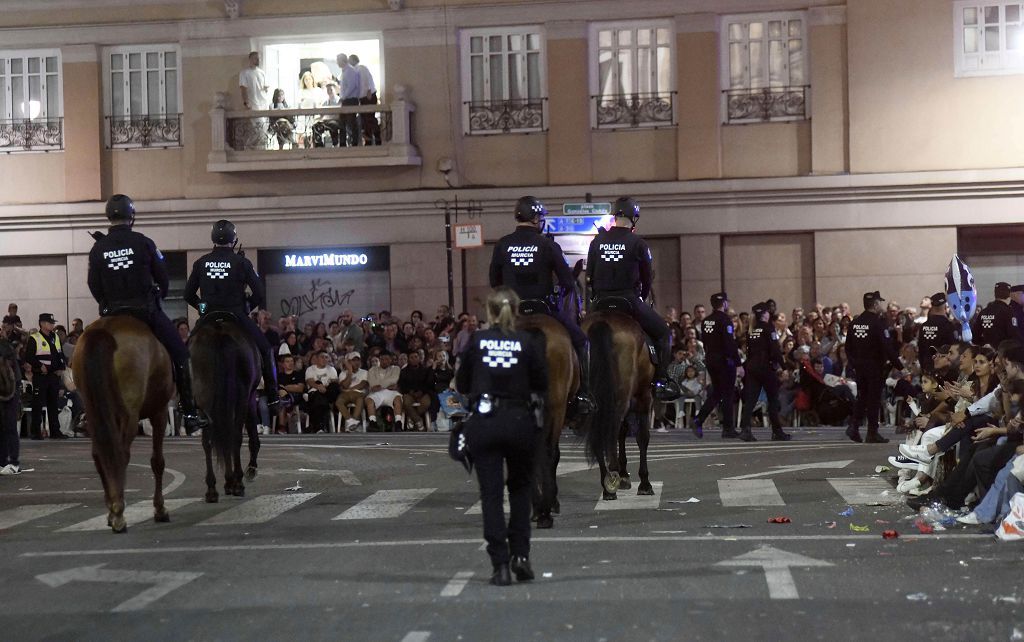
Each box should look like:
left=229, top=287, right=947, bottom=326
left=365, top=352, right=403, bottom=430
left=398, top=351, right=433, bottom=431
left=304, top=351, right=339, bottom=433
left=276, top=354, right=306, bottom=433
left=335, top=352, right=368, bottom=432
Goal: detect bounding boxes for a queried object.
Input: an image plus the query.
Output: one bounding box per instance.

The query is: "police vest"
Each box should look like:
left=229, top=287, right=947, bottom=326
left=31, top=332, right=62, bottom=366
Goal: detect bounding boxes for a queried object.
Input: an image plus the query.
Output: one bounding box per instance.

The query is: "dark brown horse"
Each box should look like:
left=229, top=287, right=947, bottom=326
left=516, top=312, right=579, bottom=529
left=583, top=309, right=656, bottom=500
left=189, top=315, right=262, bottom=502
left=72, top=315, right=175, bottom=533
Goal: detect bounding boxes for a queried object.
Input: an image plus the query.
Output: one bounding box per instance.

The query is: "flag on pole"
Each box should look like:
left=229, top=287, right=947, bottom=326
left=945, top=254, right=977, bottom=342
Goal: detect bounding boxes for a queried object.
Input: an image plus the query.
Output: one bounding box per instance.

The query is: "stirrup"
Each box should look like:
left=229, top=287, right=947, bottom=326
left=573, top=393, right=597, bottom=416
left=652, top=379, right=681, bottom=402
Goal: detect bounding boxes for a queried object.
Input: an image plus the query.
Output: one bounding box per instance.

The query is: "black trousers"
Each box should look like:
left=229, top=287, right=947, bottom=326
left=341, top=98, right=360, bottom=146
left=106, top=308, right=189, bottom=365
left=0, top=391, right=20, bottom=465
left=359, top=93, right=381, bottom=145
left=935, top=413, right=993, bottom=453
left=697, top=359, right=736, bottom=430
left=739, top=365, right=781, bottom=431
left=31, top=372, right=61, bottom=437
left=467, top=406, right=537, bottom=567
left=974, top=440, right=1020, bottom=496
left=850, top=360, right=883, bottom=431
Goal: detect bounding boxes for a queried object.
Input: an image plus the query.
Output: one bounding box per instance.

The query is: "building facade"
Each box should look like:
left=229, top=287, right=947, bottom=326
left=0, top=0, right=1021, bottom=325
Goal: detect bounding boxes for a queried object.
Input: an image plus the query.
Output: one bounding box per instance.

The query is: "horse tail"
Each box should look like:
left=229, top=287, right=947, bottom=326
left=207, top=322, right=239, bottom=471
left=81, top=330, right=128, bottom=452
left=585, top=319, right=616, bottom=466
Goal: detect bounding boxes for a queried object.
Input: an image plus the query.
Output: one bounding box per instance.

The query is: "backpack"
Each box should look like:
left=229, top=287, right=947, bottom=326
left=0, top=340, right=18, bottom=402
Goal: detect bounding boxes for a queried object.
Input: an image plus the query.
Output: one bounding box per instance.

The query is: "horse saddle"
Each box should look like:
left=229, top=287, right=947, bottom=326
left=103, top=304, right=151, bottom=322
left=519, top=299, right=551, bottom=316
left=594, top=297, right=657, bottom=365
left=195, top=310, right=241, bottom=330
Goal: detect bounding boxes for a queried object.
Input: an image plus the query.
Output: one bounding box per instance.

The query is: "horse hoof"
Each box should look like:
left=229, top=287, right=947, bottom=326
left=205, top=491, right=219, bottom=504
left=154, top=509, right=170, bottom=523
left=602, top=491, right=617, bottom=501
left=231, top=486, right=245, bottom=497
left=536, top=515, right=554, bottom=529
left=618, top=478, right=632, bottom=490
left=603, top=472, right=621, bottom=494
left=245, top=466, right=257, bottom=482
left=637, top=484, right=655, bottom=496
left=110, top=517, right=127, bottom=533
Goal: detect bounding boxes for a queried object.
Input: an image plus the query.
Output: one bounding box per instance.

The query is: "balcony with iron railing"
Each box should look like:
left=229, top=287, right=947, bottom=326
left=464, top=98, right=547, bottom=134
left=591, top=92, right=676, bottom=129
left=207, top=86, right=420, bottom=172
left=723, top=86, right=810, bottom=124
left=106, top=114, right=183, bottom=149
left=0, top=118, right=64, bottom=153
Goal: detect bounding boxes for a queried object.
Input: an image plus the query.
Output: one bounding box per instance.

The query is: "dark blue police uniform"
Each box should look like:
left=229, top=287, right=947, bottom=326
left=694, top=294, right=740, bottom=438
left=738, top=302, right=790, bottom=441
left=845, top=291, right=899, bottom=443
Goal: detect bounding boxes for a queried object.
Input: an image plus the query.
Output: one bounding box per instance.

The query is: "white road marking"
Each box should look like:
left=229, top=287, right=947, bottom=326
left=401, top=632, right=431, bottom=642
left=555, top=461, right=590, bottom=476
left=198, top=493, right=319, bottom=526
left=333, top=489, right=436, bottom=520
left=594, top=481, right=663, bottom=511
left=440, top=571, right=474, bottom=597
left=724, top=460, right=854, bottom=480
left=718, top=480, right=785, bottom=507
left=715, top=546, right=833, bottom=600
left=125, top=462, right=186, bottom=497
left=465, top=497, right=510, bottom=515
left=36, top=564, right=202, bottom=612
left=0, top=503, right=78, bottom=530
left=22, top=533, right=992, bottom=558
left=59, top=498, right=200, bottom=532
left=827, top=478, right=897, bottom=505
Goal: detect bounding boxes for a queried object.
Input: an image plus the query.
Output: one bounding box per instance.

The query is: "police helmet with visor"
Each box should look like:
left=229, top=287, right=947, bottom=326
left=612, top=196, right=640, bottom=228
left=514, top=196, right=548, bottom=230
left=211, top=219, right=238, bottom=246
left=106, top=194, right=136, bottom=225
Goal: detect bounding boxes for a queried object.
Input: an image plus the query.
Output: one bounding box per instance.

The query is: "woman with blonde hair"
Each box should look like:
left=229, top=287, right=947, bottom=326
left=455, top=287, right=547, bottom=586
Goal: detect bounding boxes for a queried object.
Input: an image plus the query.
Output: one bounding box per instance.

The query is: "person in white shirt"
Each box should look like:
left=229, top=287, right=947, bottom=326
left=335, top=352, right=368, bottom=432
left=239, top=51, right=270, bottom=110
left=365, top=351, right=404, bottom=430
left=304, top=351, right=339, bottom=433
left=348, top=54, right=381, bottom=145
left=336, top=53, right=361, bottom=146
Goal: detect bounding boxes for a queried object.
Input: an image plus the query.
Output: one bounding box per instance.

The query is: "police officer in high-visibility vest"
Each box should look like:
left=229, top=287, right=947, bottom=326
left=456, top=287, right=547, bottom=586
left=972, top=281, right=1017, bottom=349
left=184, top=220, right=279, bottom=407
left=489, top=196, right=594, bottom=413
left=738, top=302, right=791, bottom=442
left=694, top=292, right=740, bottom=439
left=918, top=291, right=957, bottom=372
left=87, top=194, right=203, bottom=430
left=585, top=196, right=681, bottom=401
left=845, top=291, right=900, bottom=443
left=25, top=313, right=66, bottom=440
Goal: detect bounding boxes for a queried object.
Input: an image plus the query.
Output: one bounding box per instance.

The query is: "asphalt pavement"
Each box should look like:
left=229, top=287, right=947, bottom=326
left=1, top=426, right=1022, bottom=641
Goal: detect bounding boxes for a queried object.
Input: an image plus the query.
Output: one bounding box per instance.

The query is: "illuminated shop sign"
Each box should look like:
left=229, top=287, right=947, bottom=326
left=258, top=246, right=390, bottom=275
left=284, top=252, right=369, bottom=268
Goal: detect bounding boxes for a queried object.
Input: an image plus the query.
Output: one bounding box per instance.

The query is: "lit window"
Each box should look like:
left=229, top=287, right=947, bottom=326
left=0, top=49, right=63, bottom=153
left=589, top=20, right=676, bottom=129
left=460, top=26, right=547, bottom=134
left=955, top=1, right=1024, bottom=76
left=103, top=45, right=182, bottom=148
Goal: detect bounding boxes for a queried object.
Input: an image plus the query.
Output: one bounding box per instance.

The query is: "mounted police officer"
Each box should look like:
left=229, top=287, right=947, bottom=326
left=844, top=291, right=900, bottom=443
left=86, top=194, right=203, bottom=430
left=489, top=196, right=594, bottom=413
left=585, top=196, right=680, bottom=401
left=456, top=287, right=548, bottom=587
left=693, top=292, right=740, bottom=438
left=972, top=281, right=1016, bottom=349
left=738, top=301, right=791, bottom=442
left=918, top=291, right=957, bottom=372
left=184, top=219, right=279, bottom=408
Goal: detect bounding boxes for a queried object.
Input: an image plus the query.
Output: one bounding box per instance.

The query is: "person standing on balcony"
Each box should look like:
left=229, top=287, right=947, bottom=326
left=239, top=51, right=270, bottom=111
left=349, top=54, right=381, bottom=145
left=336, top=53, right=361, bottom=146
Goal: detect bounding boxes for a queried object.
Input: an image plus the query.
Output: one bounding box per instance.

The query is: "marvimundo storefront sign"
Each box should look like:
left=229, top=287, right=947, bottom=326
left=284, top=252, right=369, bottom=268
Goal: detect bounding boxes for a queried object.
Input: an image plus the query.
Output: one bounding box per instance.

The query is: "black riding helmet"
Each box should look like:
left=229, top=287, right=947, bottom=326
left=106, top=194, right=136, bottom=225
left=211, top=219, right=237, bottom=246
left=514, top=196, right=548, bottom=226
left=612, top=196, right=640, bottom=228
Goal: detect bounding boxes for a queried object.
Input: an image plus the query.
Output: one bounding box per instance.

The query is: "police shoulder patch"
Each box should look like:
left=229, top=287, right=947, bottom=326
left=883, top=329, right=890, bottom=338
left=646, top=247, right=653, bottom=260
left=156, top=249, right=164, bottom=260
left=771, top=331, right=779, bottom=341
left=727, top=325, right=733, bottom=334
left=1014, top=318, right=1019, bottom=327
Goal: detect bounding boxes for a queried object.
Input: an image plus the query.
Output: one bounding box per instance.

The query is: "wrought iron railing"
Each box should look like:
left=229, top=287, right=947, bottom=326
left=225, top=105, right=395, bottom=151
left=723, top=86, right=809, bottom=124
left=0, top=118, right=64, bottom=153
left=106, top=114, right=183, bottom=149
left=464, top=99, right=546, bottom=134
left=592, top=92, right=676, bottom=129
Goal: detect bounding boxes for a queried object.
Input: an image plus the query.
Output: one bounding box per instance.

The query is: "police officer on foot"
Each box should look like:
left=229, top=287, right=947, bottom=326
left=25, top=313, right=67, bottom=439
left=87, top=194, right=204, bottom=431
left=490, top=196, right=594, bottom=413
left=456, top=287, right=547, bottom=586
left=1010, top=285, right=1024, bottom=342
left=586, top=197, right=681, bottom=401
left=918, top=292, right=957, bottom=372
left=693, top=292, right=740, bottom=439
left=738, top=302, right=791, bottom=442
left=973, top=282, right=1016, bottom=348
left=844, top=291, right=900, bottom=443
left=184, top=220, right=279, bottom=409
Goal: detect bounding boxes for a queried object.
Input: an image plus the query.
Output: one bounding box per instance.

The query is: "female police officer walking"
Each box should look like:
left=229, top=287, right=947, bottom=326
left=456, top=287, right=548, bottom=586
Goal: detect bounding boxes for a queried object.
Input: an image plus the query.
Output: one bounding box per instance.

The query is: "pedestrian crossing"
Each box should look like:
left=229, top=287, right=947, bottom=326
left=0, top=474, right=901, bottom=535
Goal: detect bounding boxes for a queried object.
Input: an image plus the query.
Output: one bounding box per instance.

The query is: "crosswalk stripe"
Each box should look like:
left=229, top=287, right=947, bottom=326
left=333, top=489, right=436, bottom=520
left=465, top=497, right=510, bottom=515
left=827, top=478, right=897, bottom=505
left=198, top=493, right=319, bottom=526
left=59, top=498, right=200, bottom=532
left=440, top=571, right=474, bottom=597
left=594, top=481, right=663, bottom=511
left=0, top=503, right=78, bottom=531
left=718, top=480, right=785, bottom=507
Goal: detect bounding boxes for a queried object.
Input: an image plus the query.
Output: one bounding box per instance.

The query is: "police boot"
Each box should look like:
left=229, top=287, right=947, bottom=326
left=573, top=345, right=597, bottom=416
left=771, top=428, right=792, bottom=441
left=845, top=421, right=864, bottom=444
left=263, top=349, right=282, bottom=412
left=738, top=428, right=756, bottom=442
left=174, top=360, right=207, bottom=435
left=651, top=337, right=681, bottom=402
left=865, top=427, right=890, bottom=444
left=490, top=563, right=512, bottom=586
left=510, top=555, right=535, bottom=582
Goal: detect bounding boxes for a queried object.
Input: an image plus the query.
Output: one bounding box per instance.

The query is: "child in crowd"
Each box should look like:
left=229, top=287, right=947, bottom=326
left=890, top=370, right=947, bottom=494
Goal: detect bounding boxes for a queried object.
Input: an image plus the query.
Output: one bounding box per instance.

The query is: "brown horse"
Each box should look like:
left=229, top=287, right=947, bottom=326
left=516, top=312, right=579, bottom=529
left=189, top=315, right=262, bottom=502
left=582, top=309, right=656, bottom=500
left=72, top=315, right=175, bottom=533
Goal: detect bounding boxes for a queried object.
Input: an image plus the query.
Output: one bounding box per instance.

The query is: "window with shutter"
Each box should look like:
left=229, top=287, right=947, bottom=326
left=589, top=20, right=676, bottom=129
left=103, top=45, right=183, bottom=148
left=0, top=49, right=63, bottom=152
left=460, top=27, right=547, bottom=135
left=956, top=1, right=1024, bottom=76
